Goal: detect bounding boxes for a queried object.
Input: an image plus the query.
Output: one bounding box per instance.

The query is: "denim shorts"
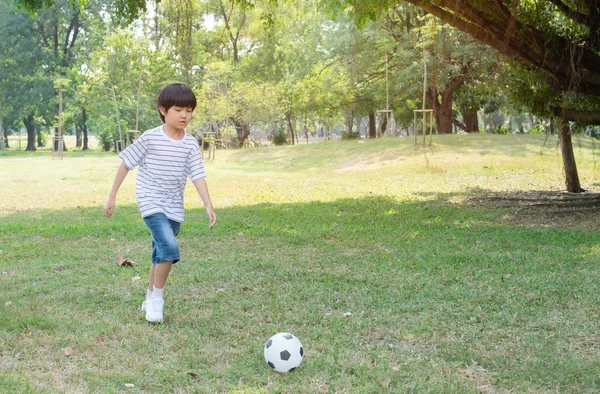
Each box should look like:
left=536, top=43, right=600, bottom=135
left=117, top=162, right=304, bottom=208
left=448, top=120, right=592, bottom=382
left=143, top=213, right=181, bottom=265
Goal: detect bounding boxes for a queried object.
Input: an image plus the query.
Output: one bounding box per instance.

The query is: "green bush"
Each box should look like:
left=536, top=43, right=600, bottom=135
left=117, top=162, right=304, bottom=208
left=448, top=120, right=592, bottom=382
left=97, top=129, right=114, bottom=151
left=341, top=130, right=360, bottom=140
left=487, top=125, right=512, bottom=134
left=272, top=129, right=288, bottom=145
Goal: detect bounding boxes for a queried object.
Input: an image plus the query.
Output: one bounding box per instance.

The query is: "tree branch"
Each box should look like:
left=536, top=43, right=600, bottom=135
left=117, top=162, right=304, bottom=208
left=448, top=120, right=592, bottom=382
left=552, top=107, right=600, bottom=124
left=407, top=0, right=600, bottom=96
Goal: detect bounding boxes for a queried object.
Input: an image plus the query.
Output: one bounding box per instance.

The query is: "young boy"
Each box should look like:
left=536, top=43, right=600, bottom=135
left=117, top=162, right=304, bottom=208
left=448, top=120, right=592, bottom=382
left=103, top=83, right=216, bottom=323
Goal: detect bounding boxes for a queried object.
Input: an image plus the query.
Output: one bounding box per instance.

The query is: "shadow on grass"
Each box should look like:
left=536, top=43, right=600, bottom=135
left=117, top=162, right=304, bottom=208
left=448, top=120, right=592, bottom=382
left=1, top=194, right=599, bottom=391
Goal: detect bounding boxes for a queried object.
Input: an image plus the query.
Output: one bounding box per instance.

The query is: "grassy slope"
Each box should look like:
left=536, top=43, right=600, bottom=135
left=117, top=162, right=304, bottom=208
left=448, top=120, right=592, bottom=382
left=0, top=134, right=599, bottom=393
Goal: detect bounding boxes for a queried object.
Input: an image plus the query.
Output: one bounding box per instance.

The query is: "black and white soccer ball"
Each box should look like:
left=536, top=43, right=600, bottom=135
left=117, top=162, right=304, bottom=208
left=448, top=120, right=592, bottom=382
left=263, top=332, right=304, bottom=373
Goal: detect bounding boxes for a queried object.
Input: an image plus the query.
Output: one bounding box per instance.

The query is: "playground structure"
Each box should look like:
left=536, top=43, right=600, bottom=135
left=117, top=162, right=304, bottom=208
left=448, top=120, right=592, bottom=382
left=413, top=109, right=433, bottom=145
left=200, top=131, right=219, bottom=160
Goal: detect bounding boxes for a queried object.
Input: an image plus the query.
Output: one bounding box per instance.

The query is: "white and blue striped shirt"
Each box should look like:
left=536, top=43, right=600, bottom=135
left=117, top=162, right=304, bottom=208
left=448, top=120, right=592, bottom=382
left=119, top=125, right=206, bottom=223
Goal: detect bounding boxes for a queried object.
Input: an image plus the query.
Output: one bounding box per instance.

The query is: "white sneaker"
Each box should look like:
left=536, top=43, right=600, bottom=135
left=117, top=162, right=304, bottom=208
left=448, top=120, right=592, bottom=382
left=140, top=299, right=149, bottom=312
left=145, top=298, right=164, bottom=323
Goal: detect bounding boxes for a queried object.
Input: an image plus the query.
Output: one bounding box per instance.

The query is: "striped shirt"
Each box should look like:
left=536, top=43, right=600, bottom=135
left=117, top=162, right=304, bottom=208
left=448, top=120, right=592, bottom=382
left=119, top=125, right=206, bottom=223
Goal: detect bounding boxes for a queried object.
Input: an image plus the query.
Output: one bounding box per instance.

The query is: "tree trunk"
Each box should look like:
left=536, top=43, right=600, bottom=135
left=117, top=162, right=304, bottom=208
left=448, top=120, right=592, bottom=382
left=368, top=110, right=376, bottom=138
left=304, top=113, right=309, bottom=144
left=430, top=87, right=453, bottom=134
left=76, top=125, right=82, bottom=148
left=0, top=114, right=6, bottom=149
left=37, top=129, right=44, bottom=147
left=379, top=115, right=388, bottom=136
left=53, top=126, right=68, bottom=151
left=559, top=120, right=583, bottom=192
left=345, top=111, right=354, bottom=135
left=24, top=113, right=36, bottom=151
left=462, top=107, right=479, bottom=133
left=285, top=109, right=295, bottom=145
left=82, top=106, right=89, bottom=150
left=232, top=116, right=250, bottom=147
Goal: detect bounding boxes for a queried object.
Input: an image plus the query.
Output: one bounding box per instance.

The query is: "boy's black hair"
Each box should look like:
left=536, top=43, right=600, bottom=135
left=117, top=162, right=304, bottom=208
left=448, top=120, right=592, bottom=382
left=157, top=83, right=197, bottom=122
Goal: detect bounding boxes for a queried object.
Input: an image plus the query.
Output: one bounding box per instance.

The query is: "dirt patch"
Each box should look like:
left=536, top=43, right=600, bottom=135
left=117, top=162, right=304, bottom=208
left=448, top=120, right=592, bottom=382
left=465, top=190, right=600, bottom=230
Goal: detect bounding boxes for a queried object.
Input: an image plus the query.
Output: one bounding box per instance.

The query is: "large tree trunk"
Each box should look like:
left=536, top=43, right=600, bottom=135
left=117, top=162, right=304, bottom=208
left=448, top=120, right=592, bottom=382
left=24, top=113, right=36, bottom=151
left=429, top=63, right=468, bottom=134
left=430, top=87, right=453, bottom=134
left=461, top=107, right=479, bottom=133
left=559, top=120, right=583, bottom=192
left=368, top=110, right=376, bottom=138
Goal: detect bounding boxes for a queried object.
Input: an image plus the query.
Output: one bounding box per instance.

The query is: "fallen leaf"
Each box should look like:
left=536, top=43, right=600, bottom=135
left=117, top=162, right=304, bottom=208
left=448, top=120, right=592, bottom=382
left=124, top=383, right=135, bottom=388
left=96, top=335, right=105, bottom=343
left=63, top=347, right=73, bottom=357
left=186, top=372, right=198, bottom=378
left=131, top=276, right=141, bottom=281
left=116, top=254, right=136, bottom=267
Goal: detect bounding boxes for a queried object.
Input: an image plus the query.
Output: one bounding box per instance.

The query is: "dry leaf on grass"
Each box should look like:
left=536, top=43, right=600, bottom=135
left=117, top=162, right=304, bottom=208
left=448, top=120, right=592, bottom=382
left=63, top=347, right=73, bottom=357
left=116, top=254, right=136, bottom=267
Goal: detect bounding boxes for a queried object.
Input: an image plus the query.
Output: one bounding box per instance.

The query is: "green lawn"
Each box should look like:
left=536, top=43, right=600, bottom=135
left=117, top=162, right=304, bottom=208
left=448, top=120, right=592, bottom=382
left=1, top=134, right=599, bottom=393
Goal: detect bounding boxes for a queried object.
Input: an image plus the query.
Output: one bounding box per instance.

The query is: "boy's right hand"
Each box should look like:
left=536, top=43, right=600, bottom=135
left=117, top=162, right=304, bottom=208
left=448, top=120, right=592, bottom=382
left=103, top=198, right=116, bottom=218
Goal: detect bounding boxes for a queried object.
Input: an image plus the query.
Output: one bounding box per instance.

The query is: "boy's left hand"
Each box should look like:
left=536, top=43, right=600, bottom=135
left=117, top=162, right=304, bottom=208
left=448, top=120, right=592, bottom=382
left=206, top=208, right=216, bottom=228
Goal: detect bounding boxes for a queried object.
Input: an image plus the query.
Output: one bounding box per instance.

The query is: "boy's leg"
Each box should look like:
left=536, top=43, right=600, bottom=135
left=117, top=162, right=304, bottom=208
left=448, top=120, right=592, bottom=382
left=140, top=265, right=155, bottom=311
left=148, top=264, right=156, bottom=291
left=143, top=213, right=180, bottom=323
left=152, top=260, right=173, bottom=289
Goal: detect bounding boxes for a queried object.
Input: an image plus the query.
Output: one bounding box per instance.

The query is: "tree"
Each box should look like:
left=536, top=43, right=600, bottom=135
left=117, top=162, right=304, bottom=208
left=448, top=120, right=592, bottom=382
left=401, top=0, right=600, bottom=192
left=322, top=0, right=600, bottom=192
left=0, top=0, right=55, bottom=151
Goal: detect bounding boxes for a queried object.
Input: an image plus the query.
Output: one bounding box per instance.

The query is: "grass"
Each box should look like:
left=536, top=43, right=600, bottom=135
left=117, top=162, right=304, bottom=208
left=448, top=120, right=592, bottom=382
left=1, top=133, right=599, bottom=393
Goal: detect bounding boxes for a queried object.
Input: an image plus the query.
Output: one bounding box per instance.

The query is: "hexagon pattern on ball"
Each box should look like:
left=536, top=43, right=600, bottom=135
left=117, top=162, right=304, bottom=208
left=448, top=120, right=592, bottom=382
left=263, top=332, right=304, bottom=373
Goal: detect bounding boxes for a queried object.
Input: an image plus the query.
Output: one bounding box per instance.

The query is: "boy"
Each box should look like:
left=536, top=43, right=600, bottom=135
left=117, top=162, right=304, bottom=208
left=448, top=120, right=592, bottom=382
left=103, top=83, right=216, bottom=323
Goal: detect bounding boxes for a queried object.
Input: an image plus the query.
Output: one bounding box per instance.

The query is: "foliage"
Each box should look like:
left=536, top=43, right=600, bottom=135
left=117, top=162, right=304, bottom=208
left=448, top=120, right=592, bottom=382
left=341, top=129, right=360, bottom=139
left=271, top=128, right=287, bottom=145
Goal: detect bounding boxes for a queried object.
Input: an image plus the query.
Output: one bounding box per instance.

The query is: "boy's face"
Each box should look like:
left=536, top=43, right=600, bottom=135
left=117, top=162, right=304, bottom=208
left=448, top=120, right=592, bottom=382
left=160, top=106, right=194, bottom=132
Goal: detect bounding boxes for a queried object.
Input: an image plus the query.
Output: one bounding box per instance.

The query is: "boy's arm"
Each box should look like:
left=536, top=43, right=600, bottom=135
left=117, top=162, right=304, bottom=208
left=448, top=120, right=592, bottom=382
left=103, top=162, right=130, bottom=218
left=192, top=178, right=216, bottom=228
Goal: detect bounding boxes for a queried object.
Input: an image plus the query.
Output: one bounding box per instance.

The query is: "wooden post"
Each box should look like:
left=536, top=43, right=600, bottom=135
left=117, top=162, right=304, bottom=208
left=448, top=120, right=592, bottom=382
left=54, top=89, right=64, bottom=159
left=422, top=48, right=427, bottom=146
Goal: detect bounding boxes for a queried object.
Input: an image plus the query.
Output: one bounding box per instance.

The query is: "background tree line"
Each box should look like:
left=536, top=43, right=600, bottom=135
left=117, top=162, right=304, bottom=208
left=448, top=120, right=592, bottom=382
left=3, top=0, right=600, bottom=192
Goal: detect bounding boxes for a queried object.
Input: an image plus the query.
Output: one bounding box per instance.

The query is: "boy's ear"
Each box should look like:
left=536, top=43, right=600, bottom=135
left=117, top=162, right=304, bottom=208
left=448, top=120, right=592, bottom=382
left=159, top=106, right=167, bottom=116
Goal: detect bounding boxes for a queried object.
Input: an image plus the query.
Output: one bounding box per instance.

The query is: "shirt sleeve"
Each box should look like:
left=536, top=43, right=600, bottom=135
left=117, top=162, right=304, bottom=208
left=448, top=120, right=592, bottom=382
left=118, top=133, right=148, bottom=170
left=187, top=140, right=206, bottom=181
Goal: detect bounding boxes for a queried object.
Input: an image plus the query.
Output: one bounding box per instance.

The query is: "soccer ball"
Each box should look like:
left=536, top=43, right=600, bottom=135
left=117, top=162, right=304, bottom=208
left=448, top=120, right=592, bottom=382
left=264, top=332, right=304, bottom=373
